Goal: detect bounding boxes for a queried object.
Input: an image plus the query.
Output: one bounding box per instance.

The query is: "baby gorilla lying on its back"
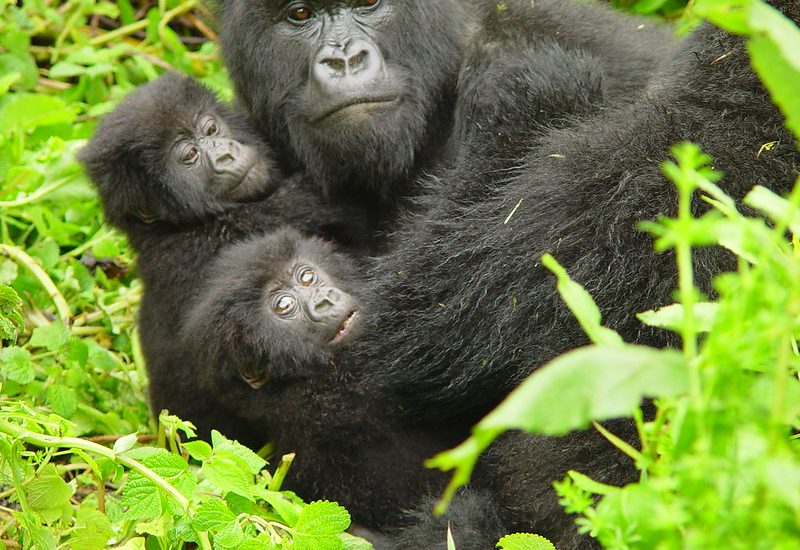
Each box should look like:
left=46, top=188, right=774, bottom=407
left=79, top=73, right=368, bottom=442
left=180, top=228, right=503, bottom=548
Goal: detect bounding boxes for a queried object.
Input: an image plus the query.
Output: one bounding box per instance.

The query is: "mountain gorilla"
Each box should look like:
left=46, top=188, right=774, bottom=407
left=218, top=0, right=675, bottom=218
left=191, top=1, right=800, bottom=547
left=79, top=73, right=367, bottom=441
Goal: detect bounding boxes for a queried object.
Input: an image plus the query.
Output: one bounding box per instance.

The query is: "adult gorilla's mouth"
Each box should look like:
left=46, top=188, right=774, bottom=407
left=312, top=97, right=398, bottom=123
left=330, top=310, right=358, bottom=345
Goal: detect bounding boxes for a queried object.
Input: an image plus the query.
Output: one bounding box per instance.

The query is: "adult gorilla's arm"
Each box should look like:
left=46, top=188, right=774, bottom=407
left=355, top=6, right=800, bottom=422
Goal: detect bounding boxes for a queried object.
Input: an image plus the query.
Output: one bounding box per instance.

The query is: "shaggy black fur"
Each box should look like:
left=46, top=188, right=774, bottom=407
left=79, top=74, right=366, bottom=441
left=218, top=0, right=675, bottom=216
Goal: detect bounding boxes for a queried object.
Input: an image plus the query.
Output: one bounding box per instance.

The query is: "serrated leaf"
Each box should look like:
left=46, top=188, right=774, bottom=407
left=293, top=533, right=345, bottom=550
left=70, top=507, right=114, bottom=550
left=480, top=345, right=688, bottom=435
left=295, top=501, right=351, bottom=535
left=26, top=465, right=74, bottom=523
left=28, top=322, right=71, bottom=351
left=211, top=430, right=267, bottom=474
left=0, top=347, right=34, bottom=384
left=496, top=533, right=557, bottom=550
left=202, top=454, right=254, bottom=499
left=113, top=432, right=139, bottom=455
left=192, top=498, right=237, bottom=532
left=121, top=472, right=163, bottom=520
left=46, top=384, right=77, bottom=417
left=214, top=519, right=246, bottom=549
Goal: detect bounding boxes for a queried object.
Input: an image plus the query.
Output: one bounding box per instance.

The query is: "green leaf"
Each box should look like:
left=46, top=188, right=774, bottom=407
left=295, top=501, right=351, bottom=535
left=192, top=498, right=238, bottom=532
left=70, top=507, right=114, bottom=550
left=28, top=322, right=71, bottom=351
left=292, top=534, right=345, bottom=550
left=182, top=440, right=213, bottom=462
left=479, top=345, right=688, bottom=436
left=0, top=94, right=78, bottom=132
left=541, top=254, right=623, bottom=346
left=496, top=533, right=557, bottom=550
left=637, top=302, right=719, bottom=333
left=0, top=347, right=34, bottom=384
left=26, top=465, right=74, bottom=523
left=211, top=430, right=267, bottom=474
left=260, top=490, right=302, bottom=525
left=202, top=454, right=254, bottom=498
left=46, top=384, right=78, bottom=417
left=121, top=472, right=163, bottom=520
left=113, top=432, right=139, bottom=455
left=339, top=532, right=376, bottom=550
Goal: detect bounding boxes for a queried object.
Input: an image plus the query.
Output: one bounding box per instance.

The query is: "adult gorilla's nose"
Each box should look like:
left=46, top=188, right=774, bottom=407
left=313, top=39, right=383, bottom=90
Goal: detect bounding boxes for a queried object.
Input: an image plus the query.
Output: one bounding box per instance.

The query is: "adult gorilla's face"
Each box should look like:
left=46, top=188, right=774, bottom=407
left=220, top=0, right=468, bottom=202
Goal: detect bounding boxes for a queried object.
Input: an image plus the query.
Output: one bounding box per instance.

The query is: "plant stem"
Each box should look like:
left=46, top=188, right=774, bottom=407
left=0, top=175, right=76, bottom=208
left=0, top=419, right=190, bottom=511
left=0, top=244, right=71, bottom=323
left=159, top=0, right=199, bottom=46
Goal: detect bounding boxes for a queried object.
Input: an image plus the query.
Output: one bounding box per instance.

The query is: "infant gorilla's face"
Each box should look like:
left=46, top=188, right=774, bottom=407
left=266, top=258, right=360, bottom=351
left=170, top=109, right=272, bottom=203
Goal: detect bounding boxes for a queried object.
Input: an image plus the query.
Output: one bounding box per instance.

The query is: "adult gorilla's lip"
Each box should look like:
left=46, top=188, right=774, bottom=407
left=330, top=310, right=358, bottom=345
left=312, top=97, right=398, bottom=123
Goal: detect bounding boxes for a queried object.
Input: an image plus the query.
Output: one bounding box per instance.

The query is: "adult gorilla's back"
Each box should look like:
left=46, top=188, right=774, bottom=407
left=218, top=0, right=675, bottom=212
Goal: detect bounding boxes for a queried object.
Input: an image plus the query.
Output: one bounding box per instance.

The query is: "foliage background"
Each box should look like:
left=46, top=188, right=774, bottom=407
left=3, top=0, right=800, bottom=549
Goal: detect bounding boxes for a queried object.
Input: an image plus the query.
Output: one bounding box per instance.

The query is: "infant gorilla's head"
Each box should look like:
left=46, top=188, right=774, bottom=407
left=79, top=72, right=280, bottom=230
left=182, top=228, right=362, bottom=391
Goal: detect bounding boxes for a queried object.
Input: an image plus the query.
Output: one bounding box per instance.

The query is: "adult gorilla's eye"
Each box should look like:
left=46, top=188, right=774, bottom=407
left=287, top=4, right=313, bottom=23
left=274, top=295, right=296, bottom=315
left=298, top=268, right=316, bottom=286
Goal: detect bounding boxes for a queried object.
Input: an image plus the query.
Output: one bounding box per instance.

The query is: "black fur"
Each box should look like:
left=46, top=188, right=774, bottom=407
left=218, top=0, right=675, bottom=214
left=79, top=74, right=366, bottom=441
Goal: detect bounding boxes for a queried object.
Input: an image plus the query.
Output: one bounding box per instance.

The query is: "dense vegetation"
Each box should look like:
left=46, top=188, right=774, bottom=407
left=0, top=0, right=798, bottom=548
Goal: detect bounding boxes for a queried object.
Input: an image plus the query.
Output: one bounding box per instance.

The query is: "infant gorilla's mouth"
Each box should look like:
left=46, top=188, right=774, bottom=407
left=330, top=310, right=358, bottom=345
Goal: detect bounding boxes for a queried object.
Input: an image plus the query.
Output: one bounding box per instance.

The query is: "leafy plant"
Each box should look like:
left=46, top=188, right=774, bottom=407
left=430, top=1, right=800, bottom=547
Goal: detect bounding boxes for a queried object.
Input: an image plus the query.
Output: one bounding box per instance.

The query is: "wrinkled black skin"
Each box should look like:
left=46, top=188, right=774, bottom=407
left=180, top=230, right=458, bottom=530
left=218, top=0, right=675, bottom=223
left=79, top=74, right=368, bottom=441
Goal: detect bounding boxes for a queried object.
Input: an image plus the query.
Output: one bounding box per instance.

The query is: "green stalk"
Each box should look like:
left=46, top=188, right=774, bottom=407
left=0, top=244, right=71, bottom=323
left=0, top=175, right=76, bottom=208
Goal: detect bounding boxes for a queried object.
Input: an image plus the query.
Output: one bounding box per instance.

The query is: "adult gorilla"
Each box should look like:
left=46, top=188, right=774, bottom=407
left=218, top=0, right=674, bottom=218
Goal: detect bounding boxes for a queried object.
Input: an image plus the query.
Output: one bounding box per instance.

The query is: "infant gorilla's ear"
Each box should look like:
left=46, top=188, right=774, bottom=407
left=181, top=228, right=362, bottom=392
left=78, top=72, right=282, bottom=231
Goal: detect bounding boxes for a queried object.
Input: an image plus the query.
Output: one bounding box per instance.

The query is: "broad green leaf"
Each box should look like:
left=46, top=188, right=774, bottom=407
left=26, top=465, right=74, bottom=523
left=202, top=454, right=255, bottom=499
left=0, top=347, right=34, bottom=384
left=48, top=61, right=87, bottom=79
left=744, top=185, right=800, bottom=234
left=637, top=302, right=719, bottom=333
left=121, top=472, right=163, bottom=520
left=260, top=490, right=302, bottom=525
left=480, top=345, right=687, bottom=435
left=496, top=533, right=557, bottom=550
left=192, top=498, right=238, bottom=532
left=0, top=94, right=77, bottom=132
left=28, top=322, right=71, bottom=351
left=46, top=384, right=78, bottom=417
left=541, top=254, right=623, bottom=346
left=70, top=507, right=114, bottom=550
left=214, top=520, right=246, bottom=549
left=749, top=36, right=800, bottom=140
left=292, top=533, right=345, bottom=550
left=182, top=440, right=213, bottom=462
left=294, top=501, right=351, bottom=535
left=211, top=430, right=267, bottom=474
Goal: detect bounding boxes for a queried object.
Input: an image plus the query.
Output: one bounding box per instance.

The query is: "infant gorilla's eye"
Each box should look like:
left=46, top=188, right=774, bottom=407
left=298, top=268, right=316, bottom=286
left=287, top=5, right=313, bottom=22
left=181, top=145, right=199, bottom=165
left=205, top=121, right=217, bottom=136
left=355, top=0, right=380, bottom=7
left=274, top=295, right=296, bottom=315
